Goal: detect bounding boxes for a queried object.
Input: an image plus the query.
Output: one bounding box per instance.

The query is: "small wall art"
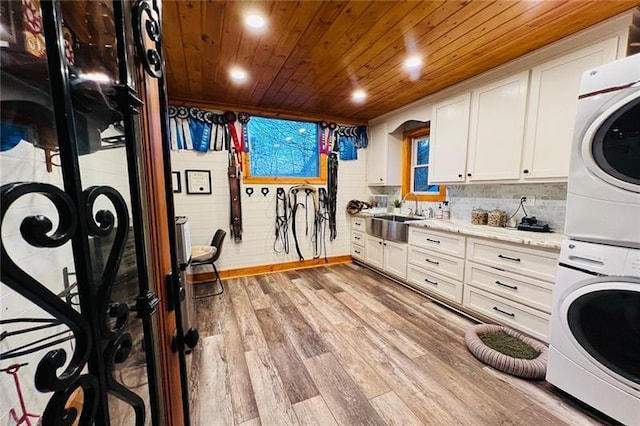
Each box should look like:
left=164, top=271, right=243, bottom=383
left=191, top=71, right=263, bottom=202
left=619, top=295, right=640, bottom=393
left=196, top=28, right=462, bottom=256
left=171, top=171, right=181, bottom=193
left=185, top=169, right=212, bottom=195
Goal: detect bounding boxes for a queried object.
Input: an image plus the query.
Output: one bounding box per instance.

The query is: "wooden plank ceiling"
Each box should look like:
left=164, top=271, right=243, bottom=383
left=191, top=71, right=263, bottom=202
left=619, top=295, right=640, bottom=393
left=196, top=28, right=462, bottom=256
left=162, top=1, right=638, bottom=123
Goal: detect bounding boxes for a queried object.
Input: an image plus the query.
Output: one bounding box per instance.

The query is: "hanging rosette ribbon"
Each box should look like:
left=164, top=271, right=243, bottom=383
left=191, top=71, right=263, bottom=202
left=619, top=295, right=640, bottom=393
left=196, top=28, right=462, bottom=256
left=224, top=111, right=244, bottom=171
left=176, top=106, right=192, bottom=150
left=328, top=122, right=338, bottom=152
left=238, top=112, right=250, bottom=152
left=318, top=121, right=329, bottom=154
left=168, top=105, right=179, bottom=150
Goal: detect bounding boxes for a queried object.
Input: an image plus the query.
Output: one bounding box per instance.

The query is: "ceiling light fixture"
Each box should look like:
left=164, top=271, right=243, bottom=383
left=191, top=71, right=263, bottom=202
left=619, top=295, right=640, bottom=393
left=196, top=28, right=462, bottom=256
left=352, top=90, right=367, bottom=102
left=245, top=14, right=266, bottom=30
left=403, top=55, right=422, bottom=70
left=230, top=68, right=248, bottom=82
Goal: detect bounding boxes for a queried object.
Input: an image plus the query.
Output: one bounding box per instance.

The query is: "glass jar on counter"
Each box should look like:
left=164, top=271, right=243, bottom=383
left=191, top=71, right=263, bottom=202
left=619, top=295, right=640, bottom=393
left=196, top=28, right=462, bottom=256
left=487, top=209, right=507, bottom=227
left=471, top=208, right=488, bottom=225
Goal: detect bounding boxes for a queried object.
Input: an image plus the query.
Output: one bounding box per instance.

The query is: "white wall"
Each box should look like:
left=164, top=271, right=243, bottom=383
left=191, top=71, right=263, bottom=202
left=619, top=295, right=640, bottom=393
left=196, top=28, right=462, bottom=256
left=170, top=148, right=368, bottom=271
left=0, top=141, right=132, bottom=422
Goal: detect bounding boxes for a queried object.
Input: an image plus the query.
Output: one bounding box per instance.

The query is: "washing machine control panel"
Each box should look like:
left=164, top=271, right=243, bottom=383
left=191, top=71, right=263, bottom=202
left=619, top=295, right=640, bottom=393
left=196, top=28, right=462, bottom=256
left=624, top=250, right=640, bottom=277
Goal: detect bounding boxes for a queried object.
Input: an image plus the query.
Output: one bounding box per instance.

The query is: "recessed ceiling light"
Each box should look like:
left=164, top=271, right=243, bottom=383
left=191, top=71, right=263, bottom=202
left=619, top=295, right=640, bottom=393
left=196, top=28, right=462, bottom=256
left=245, top=14, right=265, bottom=29
left=403, top=55, right=422, bottom=70
left=352, top=90, right=367, bottom=102
left=230, top=68, right=248, bottom=82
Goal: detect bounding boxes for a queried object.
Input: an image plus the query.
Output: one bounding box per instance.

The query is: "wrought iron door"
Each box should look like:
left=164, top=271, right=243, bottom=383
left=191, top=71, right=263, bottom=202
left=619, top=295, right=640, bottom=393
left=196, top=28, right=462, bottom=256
left=0, top=1, right=185, bottom=424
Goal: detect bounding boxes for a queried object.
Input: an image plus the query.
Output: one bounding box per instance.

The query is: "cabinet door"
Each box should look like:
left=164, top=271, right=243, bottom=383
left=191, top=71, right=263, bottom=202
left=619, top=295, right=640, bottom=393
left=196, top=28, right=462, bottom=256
left=365, top=235, right=384, bottom=269
left=366, top=123, right=387, bottom=185
left=384, top=240, right=408, bottom=279
left=522, top=37, right=618, bottom=180
left=429, top=93, right=471, bottom=183
left=467, top=71, right=529, bottom=181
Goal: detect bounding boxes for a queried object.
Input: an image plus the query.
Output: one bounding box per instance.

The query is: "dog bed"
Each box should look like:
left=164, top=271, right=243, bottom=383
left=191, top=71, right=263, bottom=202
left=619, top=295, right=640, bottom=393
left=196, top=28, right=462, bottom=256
left=465, top=324, right=548, bottom=379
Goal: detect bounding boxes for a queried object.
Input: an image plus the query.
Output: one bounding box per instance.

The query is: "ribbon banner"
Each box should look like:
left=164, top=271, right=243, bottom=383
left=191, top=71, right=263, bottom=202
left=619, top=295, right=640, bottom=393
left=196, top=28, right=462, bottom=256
left=167, top=105, right=251, bottom=154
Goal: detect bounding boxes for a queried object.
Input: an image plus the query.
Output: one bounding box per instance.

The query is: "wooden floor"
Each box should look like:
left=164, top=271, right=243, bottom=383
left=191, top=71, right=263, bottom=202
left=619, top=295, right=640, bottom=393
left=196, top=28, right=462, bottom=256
left=188, top=262, right=610, bottom=426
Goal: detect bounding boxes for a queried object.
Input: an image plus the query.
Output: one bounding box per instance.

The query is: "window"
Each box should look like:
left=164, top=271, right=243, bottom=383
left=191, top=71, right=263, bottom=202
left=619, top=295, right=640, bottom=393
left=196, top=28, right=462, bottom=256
left=402, top=127, right=446, bottom=201
left=244, top=116, right=326, bottom=184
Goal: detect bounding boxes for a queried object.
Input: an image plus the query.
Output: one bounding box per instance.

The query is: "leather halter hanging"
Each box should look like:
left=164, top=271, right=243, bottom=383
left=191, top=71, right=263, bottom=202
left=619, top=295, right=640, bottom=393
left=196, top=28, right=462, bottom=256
left=327, top=152, right=338, bottom=241
left=228, top=150, right=243, bottom=242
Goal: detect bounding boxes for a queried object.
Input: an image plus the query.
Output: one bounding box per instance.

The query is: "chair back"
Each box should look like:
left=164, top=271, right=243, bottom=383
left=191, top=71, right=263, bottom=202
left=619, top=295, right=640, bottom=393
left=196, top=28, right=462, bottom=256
left=209, top=229, right=226, bottom=262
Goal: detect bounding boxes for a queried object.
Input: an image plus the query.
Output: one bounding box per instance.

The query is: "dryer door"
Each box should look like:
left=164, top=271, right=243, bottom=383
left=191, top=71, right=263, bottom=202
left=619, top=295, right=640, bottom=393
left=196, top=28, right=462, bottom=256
left=562, top=280, right=640, bottom=389
left=582, top=91, right=640, bottom=193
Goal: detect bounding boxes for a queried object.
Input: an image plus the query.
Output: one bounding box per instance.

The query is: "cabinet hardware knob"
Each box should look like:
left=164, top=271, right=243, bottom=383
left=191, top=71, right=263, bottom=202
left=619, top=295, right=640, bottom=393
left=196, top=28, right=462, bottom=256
left=458, top=174, right=463, bottom=178
left=426, top=238, right=440, bottom=244
left=493, top=306, right=515, bottom=317
left=354, top=250, right=360, bottom=254
left=523, top=169, right=529, bottom=174
left=383, top=243, right=387, bottom=246
left=495, top=280, right=518, bottom=290
left=354, top=236, right=360, bottom=240
left=467, top=173, right=471, bottom=177
left=498, top=254, right=520, bottom=262
left=379, top=178, right=383, bottom=181
left=425, top=258, right=439, bottom=265
left=379, top=241, right=382, bottom=245
left=424, top=278, right=438, bottom=286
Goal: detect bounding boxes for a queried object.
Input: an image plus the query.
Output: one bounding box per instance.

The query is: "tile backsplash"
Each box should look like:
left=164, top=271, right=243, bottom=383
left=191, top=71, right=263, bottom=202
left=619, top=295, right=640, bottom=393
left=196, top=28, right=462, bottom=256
left=446, top=183, right=567, bottom=231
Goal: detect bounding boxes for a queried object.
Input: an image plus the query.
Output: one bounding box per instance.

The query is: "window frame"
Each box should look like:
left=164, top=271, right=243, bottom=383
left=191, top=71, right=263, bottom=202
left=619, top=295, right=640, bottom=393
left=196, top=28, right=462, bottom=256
left=401, top=127, right=446, bottom=201
left=242, top=116, right=327, bottom=185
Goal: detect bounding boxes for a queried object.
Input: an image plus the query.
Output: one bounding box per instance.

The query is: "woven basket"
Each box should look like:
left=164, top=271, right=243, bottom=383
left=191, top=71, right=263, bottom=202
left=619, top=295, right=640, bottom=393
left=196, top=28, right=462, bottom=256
left=465, top=324, right=548, bottom=379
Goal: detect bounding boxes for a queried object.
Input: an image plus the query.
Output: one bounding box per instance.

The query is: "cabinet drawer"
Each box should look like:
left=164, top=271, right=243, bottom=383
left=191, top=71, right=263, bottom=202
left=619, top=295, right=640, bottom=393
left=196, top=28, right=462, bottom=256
left=407, top=264, right=462, bottom=303
left=465, top=262, right=553, bottom=313
left=463, top=285, right=550, bottom=342
left=351, top=231, right=365, bottom=245
left=351, top=217, right=366, bottom=232
left=408, top=246, right=464, bottom=281
left=466, top=238, right=559, bottom=282
left=409, top=227, right=466, bottom=258
left=351, top=243, right=365, bottom=261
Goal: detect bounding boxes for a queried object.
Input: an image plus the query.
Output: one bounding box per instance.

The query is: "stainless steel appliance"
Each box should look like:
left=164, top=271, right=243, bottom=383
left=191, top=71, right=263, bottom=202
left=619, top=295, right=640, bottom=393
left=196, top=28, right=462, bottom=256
left=174, top=216, right=199, bottom=352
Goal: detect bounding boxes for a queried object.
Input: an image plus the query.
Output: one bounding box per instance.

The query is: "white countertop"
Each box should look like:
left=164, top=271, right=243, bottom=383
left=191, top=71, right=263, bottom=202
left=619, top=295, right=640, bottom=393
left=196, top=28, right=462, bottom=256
left=407, top=219, right=566, bottom=250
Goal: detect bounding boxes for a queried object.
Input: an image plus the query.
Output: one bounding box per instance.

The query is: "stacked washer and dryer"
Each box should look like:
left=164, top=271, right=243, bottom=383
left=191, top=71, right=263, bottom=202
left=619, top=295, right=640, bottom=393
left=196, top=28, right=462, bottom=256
left=546, top=53, right=640, bottom=425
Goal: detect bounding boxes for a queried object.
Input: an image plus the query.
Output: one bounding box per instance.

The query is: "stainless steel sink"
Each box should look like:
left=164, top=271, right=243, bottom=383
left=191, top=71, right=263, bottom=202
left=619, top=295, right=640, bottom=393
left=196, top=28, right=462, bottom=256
left=375, top=215, right=417, bottom=223
left=365, top=215, right=421, bottom=243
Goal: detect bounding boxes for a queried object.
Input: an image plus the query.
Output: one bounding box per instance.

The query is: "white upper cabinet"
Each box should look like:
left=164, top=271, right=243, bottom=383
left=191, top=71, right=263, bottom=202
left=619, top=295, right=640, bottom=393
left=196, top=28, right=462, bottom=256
left=366, top=123, right=402, bottom=186
left=466, top=71, right=530, bottom=182
left=428, top=93, right=471, bottom=184
left=521, top=37, right=619, bottom=181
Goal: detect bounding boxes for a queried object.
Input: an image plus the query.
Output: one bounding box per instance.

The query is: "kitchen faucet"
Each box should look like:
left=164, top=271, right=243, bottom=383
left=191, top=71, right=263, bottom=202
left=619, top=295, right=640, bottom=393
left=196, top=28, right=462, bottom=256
left=402, top=192, right=421, bottom=216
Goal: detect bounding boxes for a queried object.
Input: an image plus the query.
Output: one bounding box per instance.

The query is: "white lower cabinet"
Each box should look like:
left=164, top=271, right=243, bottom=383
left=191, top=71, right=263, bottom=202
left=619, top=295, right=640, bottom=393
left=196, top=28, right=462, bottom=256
left=352, top=221, right=559, bottom=342
left=463, top=285, right=550, bottom=342
left=463, top=237, right=559, bottom=342
left=364, top=235, right=384, bottom=269
left=408, top=228, right=466, bottom=304
left=383, top=240, right=408, bottom=280
left=364, top=235, right=408, bottom=280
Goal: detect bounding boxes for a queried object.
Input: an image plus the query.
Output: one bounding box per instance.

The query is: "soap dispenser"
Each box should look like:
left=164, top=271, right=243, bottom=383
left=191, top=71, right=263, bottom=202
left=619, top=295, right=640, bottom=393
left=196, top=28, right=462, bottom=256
left=436, top=203, right=443, bottom=219
left=442, top=201, right=450, bottom=220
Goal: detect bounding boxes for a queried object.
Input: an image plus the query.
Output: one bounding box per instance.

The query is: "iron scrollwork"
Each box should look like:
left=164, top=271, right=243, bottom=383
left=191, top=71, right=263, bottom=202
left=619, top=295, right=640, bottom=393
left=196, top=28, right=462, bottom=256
left=133, top=0, right=163, bottom=78
left=83, top=185, right=146, bottom=424
left=0, top=182, right=99, bottom=423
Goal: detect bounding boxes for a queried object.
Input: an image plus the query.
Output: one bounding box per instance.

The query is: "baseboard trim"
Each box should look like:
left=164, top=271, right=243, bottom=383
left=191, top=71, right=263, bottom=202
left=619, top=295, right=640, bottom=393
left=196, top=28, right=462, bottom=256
left=189, top=255, right=352, bottom=282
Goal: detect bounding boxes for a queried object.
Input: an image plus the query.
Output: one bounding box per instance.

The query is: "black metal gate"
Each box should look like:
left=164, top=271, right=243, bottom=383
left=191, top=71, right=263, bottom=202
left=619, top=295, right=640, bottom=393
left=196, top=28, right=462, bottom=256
left=0, top=1, right=174, bottom=424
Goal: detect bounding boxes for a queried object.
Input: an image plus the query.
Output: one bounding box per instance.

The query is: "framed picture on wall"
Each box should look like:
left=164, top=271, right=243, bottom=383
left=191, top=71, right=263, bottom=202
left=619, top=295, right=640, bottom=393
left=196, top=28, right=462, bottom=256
left=185, top=169, right=212, bottom=195
left=171, top=171, right=181, bottom=193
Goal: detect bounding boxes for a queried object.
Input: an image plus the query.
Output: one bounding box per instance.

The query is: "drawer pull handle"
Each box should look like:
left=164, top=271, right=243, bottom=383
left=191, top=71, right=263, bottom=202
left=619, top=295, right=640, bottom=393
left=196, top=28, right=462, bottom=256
left=426, top=238, right=441, bottom=244
left=354, top=236, right=361, bottom=240
left=493, top=306, right=515, bottom=317
left=424, top=278, right=438, bottom=286
left=355, top=222, right=361, bottom=226
left=425, top=258, right=440, bottom=265
left=498, top=254, right=521, bottom=262
left=354, top=250, right=361, bottom=254
left=495, top=280, right=518, bottom=290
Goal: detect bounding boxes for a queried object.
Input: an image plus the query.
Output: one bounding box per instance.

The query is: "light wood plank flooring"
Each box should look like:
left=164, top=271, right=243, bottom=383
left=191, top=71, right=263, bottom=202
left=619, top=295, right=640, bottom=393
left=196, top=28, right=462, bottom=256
left=188, top=263, right=612, bottom=425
